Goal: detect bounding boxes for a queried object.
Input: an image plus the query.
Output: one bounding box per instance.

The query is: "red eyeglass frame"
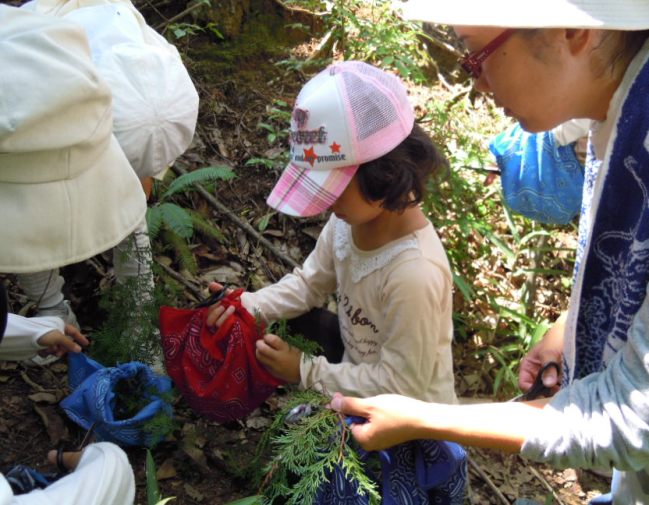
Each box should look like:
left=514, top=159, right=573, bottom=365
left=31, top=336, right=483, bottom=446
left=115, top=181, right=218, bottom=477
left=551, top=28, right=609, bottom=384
left=460, top=29, right=515, bottom=79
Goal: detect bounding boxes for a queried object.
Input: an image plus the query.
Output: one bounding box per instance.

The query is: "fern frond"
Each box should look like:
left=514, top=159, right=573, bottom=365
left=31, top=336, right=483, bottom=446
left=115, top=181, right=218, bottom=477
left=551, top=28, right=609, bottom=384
left=159, top=202, right=193, bottom=239
left=186, top=208, right=227, bottom=244
left=146, top=206, right=164, bottom=240
left=161, top=229, right=198, bottom=273
left=163, top=165, right=236, bottom=198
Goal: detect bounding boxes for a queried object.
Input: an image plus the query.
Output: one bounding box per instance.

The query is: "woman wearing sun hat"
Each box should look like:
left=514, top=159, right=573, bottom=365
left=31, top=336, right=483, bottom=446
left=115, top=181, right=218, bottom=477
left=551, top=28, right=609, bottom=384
left=332, top=1, right=649, bottom=502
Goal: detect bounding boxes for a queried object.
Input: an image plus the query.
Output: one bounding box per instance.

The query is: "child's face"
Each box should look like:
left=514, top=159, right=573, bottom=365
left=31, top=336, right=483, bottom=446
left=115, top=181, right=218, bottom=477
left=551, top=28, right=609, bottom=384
left=330, top=175, right=383, bottom=226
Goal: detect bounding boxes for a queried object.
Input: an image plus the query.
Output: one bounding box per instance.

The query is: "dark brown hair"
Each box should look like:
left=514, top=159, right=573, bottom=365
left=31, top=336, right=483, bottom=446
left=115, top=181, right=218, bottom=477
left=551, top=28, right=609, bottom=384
left=355, top=123, right=446, bottom=212
left=594, top=30, right=649, bottom=76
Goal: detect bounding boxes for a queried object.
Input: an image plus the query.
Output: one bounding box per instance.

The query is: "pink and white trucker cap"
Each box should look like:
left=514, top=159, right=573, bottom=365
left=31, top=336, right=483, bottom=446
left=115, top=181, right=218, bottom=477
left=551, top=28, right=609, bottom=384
left=267, top=61, right=415, bottom=217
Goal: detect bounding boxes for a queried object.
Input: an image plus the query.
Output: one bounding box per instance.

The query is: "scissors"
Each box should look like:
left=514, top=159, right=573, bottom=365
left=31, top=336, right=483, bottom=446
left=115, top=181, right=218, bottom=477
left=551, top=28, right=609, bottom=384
left=195, top=284, right=229, bottom=308
left=511, top=360, right=561, bottom=402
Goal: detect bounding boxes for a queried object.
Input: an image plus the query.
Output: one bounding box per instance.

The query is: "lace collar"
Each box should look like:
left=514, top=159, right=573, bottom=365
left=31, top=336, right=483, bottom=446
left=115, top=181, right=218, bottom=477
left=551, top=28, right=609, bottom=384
left=332, top=217, right=419, bottom=283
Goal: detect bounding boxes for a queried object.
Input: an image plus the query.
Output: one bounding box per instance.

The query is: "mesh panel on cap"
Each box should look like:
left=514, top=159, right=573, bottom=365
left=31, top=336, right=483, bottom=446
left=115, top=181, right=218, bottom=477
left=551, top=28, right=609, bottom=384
left=337, top=61, right=412, bottom=164
left=341, top=71, right=398, bottom=141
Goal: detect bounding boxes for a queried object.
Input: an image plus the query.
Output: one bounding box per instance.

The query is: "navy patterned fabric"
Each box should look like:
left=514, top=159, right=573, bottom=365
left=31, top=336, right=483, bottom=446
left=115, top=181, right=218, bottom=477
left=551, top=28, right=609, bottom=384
left=565, top=54, right=649, bottom=382
left=314, top=438, right=467, bottom=505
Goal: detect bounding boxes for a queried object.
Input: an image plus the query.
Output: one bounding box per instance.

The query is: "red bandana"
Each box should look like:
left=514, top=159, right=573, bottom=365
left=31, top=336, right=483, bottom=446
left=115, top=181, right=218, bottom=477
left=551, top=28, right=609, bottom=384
left=159, top=290, right=283, bottom=422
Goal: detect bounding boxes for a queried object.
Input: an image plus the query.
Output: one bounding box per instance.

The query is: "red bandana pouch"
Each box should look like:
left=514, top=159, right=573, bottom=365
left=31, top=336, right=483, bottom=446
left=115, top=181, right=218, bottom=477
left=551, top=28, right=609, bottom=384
left=159, top=290, right=283, bottom=422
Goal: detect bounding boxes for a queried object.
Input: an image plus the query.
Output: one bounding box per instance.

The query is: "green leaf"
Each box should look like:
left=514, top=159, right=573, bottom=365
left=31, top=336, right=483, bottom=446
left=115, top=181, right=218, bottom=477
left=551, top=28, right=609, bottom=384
left=257, top=212, right=274, bottom=232
left=452, top=271, right=474, bottom=301
left=186, top=208, right=227, bottom=243
left=146, top=450, right=161, bottom=505
left=223, top=497, right=263, bottom=505
left=155, top=499, right=176, bottom=505
left=146, top=206, right=164, bottom=240
left=159, top=203, right=193, bottom=239
left=163, top=166, right=235, bottom=198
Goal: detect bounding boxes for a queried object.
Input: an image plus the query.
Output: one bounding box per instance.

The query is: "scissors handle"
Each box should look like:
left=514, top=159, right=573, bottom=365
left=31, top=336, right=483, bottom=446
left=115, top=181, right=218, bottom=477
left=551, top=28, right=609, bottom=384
left=513, top=360, right=560, bottom=402
left=195, top=284, right=229, bottom=308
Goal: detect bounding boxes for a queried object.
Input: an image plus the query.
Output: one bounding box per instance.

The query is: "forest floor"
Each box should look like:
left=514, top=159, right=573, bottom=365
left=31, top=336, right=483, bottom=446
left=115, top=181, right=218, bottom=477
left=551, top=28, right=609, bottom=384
left=0, top=2, right=611, bottom=504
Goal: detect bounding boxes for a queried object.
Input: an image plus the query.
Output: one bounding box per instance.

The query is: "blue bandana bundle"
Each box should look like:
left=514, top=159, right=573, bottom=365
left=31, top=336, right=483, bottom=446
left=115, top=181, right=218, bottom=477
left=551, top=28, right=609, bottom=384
left=489, top=123, right=584, bottom=225
left=60, top=353, right=173, bottom=447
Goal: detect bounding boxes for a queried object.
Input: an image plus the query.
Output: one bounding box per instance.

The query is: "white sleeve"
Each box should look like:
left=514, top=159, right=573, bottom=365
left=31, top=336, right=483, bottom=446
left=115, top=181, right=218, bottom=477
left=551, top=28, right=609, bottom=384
left=11, top=443, right=135, bottom=505
left=241, top=217, right=337, bottom=322
left=0, top=315, right=61, bottom=361
left=551, top=118, right=591, bottom=146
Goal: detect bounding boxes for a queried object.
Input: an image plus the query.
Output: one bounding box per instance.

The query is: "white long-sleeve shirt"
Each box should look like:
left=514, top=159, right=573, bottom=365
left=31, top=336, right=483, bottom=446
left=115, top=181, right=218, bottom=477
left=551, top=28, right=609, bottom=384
left=0, top=315, right=61, bottom=361
left=0, top=443, right=135, bottom=505
left=242, top=214, right=457, bottom=404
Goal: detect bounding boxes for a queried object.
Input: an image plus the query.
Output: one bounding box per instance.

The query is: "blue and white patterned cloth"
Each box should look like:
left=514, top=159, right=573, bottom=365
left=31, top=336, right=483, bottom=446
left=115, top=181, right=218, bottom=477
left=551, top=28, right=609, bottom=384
left=315, top=419, right=467, bottom=505
left=563, top=50, right=649, bottom=384
left=61, top=353, right=173, bottom=447
left=489, top=123, right=584, bottom=225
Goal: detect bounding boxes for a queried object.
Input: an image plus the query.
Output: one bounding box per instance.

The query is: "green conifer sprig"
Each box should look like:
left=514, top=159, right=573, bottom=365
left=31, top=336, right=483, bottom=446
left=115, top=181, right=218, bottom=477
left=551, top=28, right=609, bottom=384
left=259, top=390, right=380, bottom=505
left=267, top=319, right=323, bottom=359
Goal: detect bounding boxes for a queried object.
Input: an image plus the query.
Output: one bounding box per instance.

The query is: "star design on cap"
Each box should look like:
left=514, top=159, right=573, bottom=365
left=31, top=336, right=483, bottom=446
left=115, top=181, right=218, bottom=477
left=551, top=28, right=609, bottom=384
left=304, top=146, right=317, bottom=167
left=329, top=141, right=341, bottom=153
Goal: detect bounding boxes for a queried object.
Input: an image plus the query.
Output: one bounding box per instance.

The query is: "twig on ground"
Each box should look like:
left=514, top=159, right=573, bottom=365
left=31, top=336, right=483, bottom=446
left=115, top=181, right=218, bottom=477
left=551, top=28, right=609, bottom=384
left=155, top=1, right=206, bottom=32
left=155, top=261, right=203, bottom=301
left=468, top=457, right=511, bottom=505
left=527, top=464, right=566, bottom=505
left=171, top=164, right=300, bottom=270
left=20, top=369, right=46, bottom=392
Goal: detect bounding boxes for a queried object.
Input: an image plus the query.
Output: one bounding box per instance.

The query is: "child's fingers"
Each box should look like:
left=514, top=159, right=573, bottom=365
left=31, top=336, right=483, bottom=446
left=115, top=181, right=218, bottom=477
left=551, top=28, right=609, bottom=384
left=208, top=282, right=224, bottom=293
left=255, top=340, right=276, bottom=365
left=208, top=282, right=235, bottom=297
left=206, top=304, right=234, bottom=328
left=263, top=333, right=288, bottom=351
left=64, top=324, right=89, bottom=347
left=47, top=449, right=83, bottom=471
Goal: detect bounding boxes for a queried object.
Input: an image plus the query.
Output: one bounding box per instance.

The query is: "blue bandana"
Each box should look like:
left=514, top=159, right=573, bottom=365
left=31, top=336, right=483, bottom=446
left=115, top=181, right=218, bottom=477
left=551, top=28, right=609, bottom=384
left=314, top=439, right=467, bottom=505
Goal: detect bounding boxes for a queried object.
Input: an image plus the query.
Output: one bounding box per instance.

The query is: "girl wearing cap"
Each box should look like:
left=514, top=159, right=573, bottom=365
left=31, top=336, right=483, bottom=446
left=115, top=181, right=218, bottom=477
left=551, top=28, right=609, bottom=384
left=208, top=61, right=457, bottom=406
left=331, top=1, right=649, bottom=503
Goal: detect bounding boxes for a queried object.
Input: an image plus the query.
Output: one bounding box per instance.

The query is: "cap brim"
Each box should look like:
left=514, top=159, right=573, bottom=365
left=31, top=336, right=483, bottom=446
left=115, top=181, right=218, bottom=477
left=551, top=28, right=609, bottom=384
left=267, top=163, right=358, bottom=217
left=393, top=0, right=649, bottom=29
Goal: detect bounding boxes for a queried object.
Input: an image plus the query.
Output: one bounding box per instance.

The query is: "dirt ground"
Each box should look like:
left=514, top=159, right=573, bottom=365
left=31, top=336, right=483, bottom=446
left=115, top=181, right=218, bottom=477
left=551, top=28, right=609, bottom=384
left=0, top=1, right=611, bottom=504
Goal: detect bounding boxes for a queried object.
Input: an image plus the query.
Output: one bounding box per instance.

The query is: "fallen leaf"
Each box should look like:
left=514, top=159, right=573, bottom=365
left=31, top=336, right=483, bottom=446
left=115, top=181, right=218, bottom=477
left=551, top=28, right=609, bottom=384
left=184, top=483, right=205, bottom=502
left=156, top=459, right=178, bottom=480
left=245, top=415, right=271, bottom=430
left=28, top=392, right=58, bottom=404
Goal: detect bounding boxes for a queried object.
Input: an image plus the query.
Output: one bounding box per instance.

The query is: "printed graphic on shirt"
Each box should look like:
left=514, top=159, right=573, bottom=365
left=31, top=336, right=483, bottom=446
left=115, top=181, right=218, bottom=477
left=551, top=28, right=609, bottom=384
left=336, top=292, right=380, bottom=360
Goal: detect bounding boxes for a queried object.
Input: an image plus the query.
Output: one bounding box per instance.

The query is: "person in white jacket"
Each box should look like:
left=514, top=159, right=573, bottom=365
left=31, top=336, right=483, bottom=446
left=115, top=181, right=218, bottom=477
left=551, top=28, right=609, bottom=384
left=0, top=286, right=135, bottom=505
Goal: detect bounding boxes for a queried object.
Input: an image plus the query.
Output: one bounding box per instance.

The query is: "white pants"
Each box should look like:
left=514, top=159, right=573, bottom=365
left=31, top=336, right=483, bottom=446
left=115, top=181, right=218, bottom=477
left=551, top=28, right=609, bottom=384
left=16, top=217, right=153, bottom=309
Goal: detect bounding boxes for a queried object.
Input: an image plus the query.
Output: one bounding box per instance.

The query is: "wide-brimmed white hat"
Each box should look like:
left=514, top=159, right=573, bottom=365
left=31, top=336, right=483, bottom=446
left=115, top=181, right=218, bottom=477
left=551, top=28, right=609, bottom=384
left=0, top=6, right=147, bottom=273
left=25, top=0, right=200, bottom=180
left=394, top=0, right=649, bottom=30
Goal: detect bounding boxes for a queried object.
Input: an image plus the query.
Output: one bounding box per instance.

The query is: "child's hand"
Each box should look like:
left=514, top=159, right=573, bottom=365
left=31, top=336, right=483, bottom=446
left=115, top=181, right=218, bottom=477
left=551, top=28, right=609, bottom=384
left=205, top=282, right=236, bottom=328
left=37, top=324, right=89, bottom=357
left=47, top=448, right=83, bottom=471
left=255, top=334, right=301, bottom=383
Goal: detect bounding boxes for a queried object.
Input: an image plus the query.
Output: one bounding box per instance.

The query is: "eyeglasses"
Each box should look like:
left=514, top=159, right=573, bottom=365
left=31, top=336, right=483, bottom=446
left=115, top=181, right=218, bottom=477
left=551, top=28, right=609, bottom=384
left=459, top=29, right=515, bottom=79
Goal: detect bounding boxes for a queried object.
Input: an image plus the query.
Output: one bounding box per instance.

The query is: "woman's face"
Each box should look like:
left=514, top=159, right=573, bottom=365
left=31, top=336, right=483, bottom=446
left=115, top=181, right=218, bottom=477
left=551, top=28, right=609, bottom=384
left=454, top=26, right=593, bottom=132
